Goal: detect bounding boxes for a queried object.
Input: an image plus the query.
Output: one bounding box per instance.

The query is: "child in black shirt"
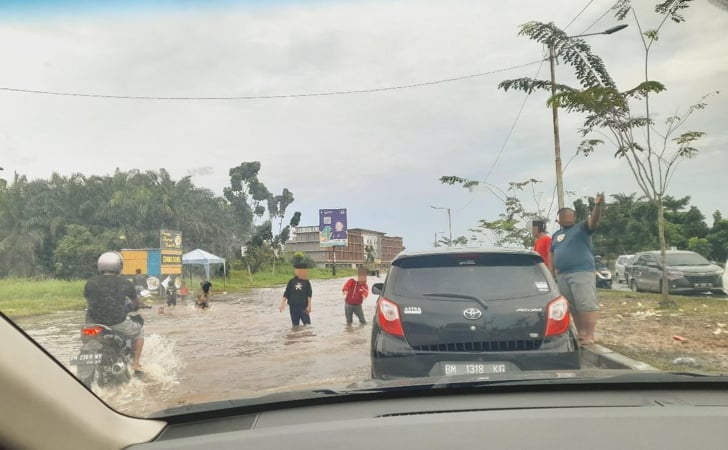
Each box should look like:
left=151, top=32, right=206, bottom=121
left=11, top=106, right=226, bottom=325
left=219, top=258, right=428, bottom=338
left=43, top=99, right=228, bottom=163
left=280, top=265, right=313, bottom=326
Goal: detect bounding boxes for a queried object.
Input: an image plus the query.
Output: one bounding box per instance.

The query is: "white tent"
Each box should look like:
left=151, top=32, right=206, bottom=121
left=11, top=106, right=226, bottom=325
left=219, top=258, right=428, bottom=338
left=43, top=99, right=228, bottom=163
left=182, top=249, right=227, bottom=287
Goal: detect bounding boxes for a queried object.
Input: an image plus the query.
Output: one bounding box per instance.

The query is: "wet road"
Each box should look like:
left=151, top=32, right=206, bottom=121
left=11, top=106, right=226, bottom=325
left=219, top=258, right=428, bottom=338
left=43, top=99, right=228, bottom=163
left=16, top=276, right=378, bottom=416
left=16, top=275, right=604, bottom=417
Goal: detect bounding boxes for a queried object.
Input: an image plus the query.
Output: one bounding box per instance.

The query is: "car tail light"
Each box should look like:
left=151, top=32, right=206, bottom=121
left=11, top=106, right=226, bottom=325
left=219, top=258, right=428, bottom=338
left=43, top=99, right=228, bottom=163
left=544, top=296, right=570, bottom=337
left=82, top=326, right=103, bottom=337
left=378, top=298, right=404, bottom=337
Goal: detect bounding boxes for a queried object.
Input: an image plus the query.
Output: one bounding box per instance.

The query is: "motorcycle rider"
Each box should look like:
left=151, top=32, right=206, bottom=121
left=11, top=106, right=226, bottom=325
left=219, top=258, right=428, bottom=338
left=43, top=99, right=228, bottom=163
left=84, top=252, right=147, bottom=375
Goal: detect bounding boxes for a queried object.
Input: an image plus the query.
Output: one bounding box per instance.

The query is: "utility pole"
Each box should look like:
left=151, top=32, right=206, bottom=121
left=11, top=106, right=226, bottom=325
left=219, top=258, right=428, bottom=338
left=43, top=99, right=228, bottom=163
left=549, top=42, right=565, bottom=210
left=548, top=24, right=628, bottom=211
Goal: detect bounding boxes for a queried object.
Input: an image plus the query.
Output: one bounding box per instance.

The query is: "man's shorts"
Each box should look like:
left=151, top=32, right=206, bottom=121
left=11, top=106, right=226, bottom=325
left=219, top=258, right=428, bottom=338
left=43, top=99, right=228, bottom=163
left=557, top=271, right=599, bottom=313
left=110, top=317, right=144, bottom=339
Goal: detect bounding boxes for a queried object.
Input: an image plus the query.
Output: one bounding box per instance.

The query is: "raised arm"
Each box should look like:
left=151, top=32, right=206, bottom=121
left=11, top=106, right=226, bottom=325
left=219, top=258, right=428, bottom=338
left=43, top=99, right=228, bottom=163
left=588, top=193, right=605, bottom=231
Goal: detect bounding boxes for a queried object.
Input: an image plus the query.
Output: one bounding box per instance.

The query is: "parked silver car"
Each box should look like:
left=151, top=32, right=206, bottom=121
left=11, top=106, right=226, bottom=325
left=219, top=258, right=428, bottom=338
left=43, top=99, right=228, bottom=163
left=614, top=254, right=634, bottom=284
left=629, top=250, right=724, bottom=295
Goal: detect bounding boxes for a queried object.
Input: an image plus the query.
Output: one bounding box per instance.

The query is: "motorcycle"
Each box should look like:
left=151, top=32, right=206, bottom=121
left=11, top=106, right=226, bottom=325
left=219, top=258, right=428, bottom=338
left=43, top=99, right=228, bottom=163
left=72, top=294, right=150, bottom=388
left=595, top=266, right=613, bottom=289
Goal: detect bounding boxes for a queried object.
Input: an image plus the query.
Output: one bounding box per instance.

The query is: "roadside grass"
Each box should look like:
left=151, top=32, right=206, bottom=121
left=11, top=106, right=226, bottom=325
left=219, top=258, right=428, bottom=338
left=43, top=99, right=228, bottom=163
left=598, top=288, right=728, bottom=315
left=0, top=278, right=86, bottom=319
left=1, top=268, right=359, bottom=319
left=221, top=267, right=358, bottom=291
left=597, top=288, right=728, bottom=373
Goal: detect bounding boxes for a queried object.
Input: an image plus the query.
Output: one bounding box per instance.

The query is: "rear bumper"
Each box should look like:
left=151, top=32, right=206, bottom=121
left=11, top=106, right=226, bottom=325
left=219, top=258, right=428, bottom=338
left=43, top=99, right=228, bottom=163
left=371, top=330, right=581, bottom=379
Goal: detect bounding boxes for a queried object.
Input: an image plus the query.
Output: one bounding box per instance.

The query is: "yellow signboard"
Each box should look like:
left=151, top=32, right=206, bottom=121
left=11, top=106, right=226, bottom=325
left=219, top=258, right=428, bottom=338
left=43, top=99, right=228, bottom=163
left=161, top=253, right=182, bottom=265
left=161, top=250, right=182, bottom=275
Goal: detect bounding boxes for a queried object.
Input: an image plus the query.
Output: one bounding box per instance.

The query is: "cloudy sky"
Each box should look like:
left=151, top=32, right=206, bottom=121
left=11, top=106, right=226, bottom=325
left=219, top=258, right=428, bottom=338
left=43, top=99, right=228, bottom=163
left=0, top=0, right=726, bottom=249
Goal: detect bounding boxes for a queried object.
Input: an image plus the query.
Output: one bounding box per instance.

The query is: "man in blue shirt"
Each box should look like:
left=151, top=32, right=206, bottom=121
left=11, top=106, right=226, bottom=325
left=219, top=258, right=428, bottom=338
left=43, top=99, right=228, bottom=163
left=548, top=193, right=605, bottom=345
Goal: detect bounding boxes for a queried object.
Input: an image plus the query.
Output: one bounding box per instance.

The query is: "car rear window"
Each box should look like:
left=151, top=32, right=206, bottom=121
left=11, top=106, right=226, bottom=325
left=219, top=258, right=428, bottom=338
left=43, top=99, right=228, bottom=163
left=391, top=253, right=550, bottom=301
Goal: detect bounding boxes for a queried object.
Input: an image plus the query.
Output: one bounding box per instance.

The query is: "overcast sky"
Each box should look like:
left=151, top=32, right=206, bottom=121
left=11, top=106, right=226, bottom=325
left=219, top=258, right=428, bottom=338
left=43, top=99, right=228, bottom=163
left=0, top=0, right=726, bottom=249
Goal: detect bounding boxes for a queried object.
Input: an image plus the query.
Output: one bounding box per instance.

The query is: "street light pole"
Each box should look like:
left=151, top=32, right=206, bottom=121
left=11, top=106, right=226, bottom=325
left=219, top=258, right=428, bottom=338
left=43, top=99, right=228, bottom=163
left=447, top=208, right=452, bottom=245
left=549, top=24, right=628, bottom=211
left=431, top=206, right=453, bottom=247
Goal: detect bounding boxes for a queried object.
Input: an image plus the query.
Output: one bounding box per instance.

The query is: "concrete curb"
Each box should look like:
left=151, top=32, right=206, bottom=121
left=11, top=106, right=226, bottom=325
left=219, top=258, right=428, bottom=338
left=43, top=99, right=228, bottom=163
left=582, top=344, right=658, bottom=371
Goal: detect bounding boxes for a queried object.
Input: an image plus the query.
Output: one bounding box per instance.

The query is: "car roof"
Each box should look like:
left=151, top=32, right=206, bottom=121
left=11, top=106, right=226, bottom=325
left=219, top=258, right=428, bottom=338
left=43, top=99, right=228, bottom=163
left=636, top=250, right=695, bottom=255
left=392, top=246, right=539, bottom=262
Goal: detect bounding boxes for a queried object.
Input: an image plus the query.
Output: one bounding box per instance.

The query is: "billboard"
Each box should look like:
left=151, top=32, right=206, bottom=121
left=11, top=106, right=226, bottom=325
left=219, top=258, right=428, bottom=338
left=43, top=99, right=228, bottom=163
left=160, top=229, right=183, bottom=251
left=319, top=209, right=348, bottom=247
left=160, top=229, right=182, bottom=275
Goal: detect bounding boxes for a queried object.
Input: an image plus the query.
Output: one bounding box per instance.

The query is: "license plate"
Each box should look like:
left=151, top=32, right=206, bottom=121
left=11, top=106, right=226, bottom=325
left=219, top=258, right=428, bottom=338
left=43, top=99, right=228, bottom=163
left=694, top=283, right=712, bottom=288
left=441, top=362, right=508, bottom=376
left=70, top=353, right=103, bottom=366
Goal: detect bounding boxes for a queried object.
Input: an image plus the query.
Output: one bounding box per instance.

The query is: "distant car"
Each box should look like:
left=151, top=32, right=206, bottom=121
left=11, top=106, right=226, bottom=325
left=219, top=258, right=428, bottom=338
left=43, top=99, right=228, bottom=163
left=629, top=250, right=724, bottom=295
left=370, top=248, right=580, bottom=379
left=614, top=254, right=634, bottom=284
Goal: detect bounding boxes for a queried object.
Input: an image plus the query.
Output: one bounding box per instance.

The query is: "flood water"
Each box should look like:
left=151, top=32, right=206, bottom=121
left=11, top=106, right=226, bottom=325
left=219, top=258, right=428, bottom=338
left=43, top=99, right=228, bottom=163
left=15, top=276, right=378, bottom=417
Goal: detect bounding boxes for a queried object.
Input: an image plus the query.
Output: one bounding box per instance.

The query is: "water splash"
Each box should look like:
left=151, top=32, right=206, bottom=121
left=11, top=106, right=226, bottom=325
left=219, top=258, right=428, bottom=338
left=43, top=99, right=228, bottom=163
left=90, top=333, right=183, bottom=415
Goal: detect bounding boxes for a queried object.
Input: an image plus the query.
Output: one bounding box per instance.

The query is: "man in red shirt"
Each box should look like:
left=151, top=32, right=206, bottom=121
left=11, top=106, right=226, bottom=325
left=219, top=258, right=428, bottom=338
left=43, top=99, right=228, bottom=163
left=532, top=220, right=552, bottom=268
left=342, top=267, right=369, bottom=325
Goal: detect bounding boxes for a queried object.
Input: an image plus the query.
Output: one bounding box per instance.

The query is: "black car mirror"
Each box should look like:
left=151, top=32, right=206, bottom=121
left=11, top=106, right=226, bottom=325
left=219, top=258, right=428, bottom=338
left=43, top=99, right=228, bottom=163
left=372, top=283, right=384, bottom=295
left=647, top=262, right=659, bottom=269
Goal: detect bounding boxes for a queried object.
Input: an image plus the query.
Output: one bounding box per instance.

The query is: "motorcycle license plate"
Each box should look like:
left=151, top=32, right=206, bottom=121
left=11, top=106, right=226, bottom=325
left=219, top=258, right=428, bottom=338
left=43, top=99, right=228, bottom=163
left=70, top=353, right=103, bottom=366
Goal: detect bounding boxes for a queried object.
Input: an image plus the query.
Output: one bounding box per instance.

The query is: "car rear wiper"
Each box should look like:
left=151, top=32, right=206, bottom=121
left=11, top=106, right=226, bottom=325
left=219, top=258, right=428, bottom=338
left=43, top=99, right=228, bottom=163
left=423, top=293, right=484, bottom=302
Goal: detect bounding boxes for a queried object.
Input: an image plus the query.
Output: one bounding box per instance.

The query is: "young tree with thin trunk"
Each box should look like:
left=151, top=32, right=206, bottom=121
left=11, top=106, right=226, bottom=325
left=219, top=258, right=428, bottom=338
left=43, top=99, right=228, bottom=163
left=498, top=0, right=717, bottom=307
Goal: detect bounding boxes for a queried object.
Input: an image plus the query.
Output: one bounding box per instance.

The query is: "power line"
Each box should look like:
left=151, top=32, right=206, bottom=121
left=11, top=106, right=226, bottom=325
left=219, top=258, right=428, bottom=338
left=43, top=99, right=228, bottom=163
left=451, top=57, right=547, bottom=215
left=482, top=56, right=547, bottom=184
left=0, top=59, right=545, bottom=101
left=563, top=0, right=597, bottom=30
left=580, top=0, right=621, bottom=34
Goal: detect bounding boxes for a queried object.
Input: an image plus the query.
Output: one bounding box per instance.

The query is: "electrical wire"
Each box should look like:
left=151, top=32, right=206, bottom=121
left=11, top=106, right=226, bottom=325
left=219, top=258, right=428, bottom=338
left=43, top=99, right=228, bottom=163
left=450, top=56, right=547, bottom=215
left=481, top=56, right=546, bottom=186
left=0, top=59, right=545, bottom=101
left=579, top=0, right=622, bottom=34
left=563, top=0, right=597, bottom=31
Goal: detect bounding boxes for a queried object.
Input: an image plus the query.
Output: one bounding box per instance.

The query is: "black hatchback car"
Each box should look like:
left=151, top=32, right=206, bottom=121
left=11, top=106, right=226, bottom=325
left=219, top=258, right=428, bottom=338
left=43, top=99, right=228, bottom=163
left=370, top=248, right=581, bottom=379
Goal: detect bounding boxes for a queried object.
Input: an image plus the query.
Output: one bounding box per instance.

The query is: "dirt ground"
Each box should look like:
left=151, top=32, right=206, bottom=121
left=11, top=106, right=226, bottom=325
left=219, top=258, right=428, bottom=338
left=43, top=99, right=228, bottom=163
left=595, top=289, right=728, bottom=374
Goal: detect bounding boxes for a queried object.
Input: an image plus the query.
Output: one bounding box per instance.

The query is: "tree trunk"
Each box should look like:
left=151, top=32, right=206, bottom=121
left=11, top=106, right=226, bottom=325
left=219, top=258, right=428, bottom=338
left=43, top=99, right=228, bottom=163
left=657, top=197, right=677, bottom=308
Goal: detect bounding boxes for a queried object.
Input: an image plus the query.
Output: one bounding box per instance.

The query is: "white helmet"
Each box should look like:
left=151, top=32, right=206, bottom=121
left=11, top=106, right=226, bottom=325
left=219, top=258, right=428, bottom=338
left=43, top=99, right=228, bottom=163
left=97, top=251, right=123, bottom=274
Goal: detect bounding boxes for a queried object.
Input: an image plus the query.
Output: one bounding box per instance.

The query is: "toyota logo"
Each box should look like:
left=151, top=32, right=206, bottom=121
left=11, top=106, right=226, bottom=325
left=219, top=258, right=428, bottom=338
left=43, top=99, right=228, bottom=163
left=463, top=308, right=482, bottom=320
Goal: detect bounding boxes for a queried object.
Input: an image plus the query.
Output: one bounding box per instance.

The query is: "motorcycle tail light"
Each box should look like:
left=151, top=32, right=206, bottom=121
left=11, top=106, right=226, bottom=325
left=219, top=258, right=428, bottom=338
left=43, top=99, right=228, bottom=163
left=82, top=326, right=103, bottom=337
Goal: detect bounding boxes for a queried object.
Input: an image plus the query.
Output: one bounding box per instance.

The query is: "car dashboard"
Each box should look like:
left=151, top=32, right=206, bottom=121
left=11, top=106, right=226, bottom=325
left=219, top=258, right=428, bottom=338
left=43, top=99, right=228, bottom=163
left=133, top=384, right=728, bottom=450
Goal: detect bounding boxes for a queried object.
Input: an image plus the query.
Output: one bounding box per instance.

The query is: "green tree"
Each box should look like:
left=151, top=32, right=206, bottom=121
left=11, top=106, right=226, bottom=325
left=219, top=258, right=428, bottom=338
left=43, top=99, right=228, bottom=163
left=441, top=177, right=547, bottom=248
left=707, top=211, right=728, bottom=263
left=687, top=237, right=712, bottom=259
left=53, top=225, right=105, bottom=279
left=498, top=1, right=717, bottom=306
left=0, top=174, right=47, bottom=276
left=224, top=162, right=261, bottom=242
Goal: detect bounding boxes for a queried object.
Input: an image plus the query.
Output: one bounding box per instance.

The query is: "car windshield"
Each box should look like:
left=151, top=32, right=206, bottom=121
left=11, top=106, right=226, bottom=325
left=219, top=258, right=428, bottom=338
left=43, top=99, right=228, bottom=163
left=1, top=0, right=727, bottom=420
left=666, top=253, right=712, bottom=266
